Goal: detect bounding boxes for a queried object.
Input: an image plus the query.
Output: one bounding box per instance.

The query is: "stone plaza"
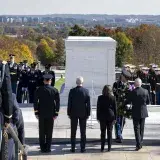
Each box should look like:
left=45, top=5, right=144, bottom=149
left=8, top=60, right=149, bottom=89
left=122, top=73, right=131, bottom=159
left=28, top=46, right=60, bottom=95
left=22, top=105, right=160, bottom=160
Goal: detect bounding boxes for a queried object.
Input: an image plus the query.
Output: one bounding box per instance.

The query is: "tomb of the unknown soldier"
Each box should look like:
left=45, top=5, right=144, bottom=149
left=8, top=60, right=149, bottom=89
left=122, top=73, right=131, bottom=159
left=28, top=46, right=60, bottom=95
left=61, top=36, right=117, bottom=106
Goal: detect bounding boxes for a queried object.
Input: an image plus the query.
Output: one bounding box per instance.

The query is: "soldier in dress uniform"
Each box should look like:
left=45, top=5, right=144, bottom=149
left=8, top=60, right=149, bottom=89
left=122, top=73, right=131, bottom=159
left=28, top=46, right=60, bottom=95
left=148, top=64, right=157, bottom=105
left=155, top=68, right=160, bottom=105
left=136, top=65, right=144, bottom=78
left=42, top=64, right=55, bottom=86
left=113, top=70, right=132, bottom=143
left=28, top=62, right=42, bottom=103
left=8, top=54, right=19, bottom=94
left=0, top=60, right=13, bottom=158
left=140, top=67, right=149, bottom=83
left=34, top=74, right=60, bottom=153
left=16, top=60, right=29, bottom=103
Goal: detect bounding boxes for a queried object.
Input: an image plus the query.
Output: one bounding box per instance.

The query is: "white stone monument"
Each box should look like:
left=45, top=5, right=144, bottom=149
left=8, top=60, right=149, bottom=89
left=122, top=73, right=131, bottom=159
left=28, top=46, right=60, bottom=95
left=61, top=36, right=116, bottom=106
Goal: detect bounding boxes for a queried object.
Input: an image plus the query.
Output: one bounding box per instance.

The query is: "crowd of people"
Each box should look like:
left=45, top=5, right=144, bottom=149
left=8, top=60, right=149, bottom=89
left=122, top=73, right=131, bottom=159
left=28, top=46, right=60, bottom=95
left=33, top=69, right=150, bottom=153
left=8, top=54, right=55, bottom=104
left=0, top=55, right=155, bottom=158
left=121, top=63, right=160, bottom=105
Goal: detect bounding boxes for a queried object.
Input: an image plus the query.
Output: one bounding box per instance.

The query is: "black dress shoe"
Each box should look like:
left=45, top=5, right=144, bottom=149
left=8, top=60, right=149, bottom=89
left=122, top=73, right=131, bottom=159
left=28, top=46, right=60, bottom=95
left=115, top=138, right=122, bottom=143
left=81, top=149, right=86, bottom=153
left=135, top=146, right=142, bottom=151
left=45, top=149, right=51, bottom=153
left=70, top=149, right=75, bottom=153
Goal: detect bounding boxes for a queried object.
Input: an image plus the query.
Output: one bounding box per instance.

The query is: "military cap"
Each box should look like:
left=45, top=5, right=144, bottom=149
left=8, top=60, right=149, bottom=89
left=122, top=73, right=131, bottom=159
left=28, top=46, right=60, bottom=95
left=122, top=69, right=131, bottom=78
left=9, top=54, right=15, bottom=57
left=45, top=64, right=52, bottom=68
left=155, top=68, right=160, bottom=71
left=142, top=67, right=149, bottom=70
left=43, top=74, right=53, bottom=80
left=23, top=60, right=28, bottom=63
left=31, top=62, right=37, bottom=67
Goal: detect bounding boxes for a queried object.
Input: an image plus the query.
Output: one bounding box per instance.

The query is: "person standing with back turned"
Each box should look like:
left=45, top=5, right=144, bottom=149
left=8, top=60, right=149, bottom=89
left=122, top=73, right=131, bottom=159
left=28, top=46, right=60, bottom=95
left=34, top=74, right=60, bottom=153
left=67, top=77, right=91, bottom=153
left=97, top=85, right=117, bottom=152
left=128, top=78, right=150, bottom=151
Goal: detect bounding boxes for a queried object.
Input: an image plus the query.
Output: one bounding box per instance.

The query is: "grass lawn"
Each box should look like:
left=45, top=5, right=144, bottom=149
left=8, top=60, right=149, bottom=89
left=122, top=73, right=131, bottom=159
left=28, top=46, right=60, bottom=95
left=55, top=78, right=65, bottom=92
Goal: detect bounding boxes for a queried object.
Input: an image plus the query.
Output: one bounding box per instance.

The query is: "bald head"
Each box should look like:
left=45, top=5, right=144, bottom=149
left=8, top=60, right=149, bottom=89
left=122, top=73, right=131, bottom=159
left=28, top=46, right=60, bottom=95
left=134, top=78, right=142, bottom=88
left=76, top=76, right=84, bottom=86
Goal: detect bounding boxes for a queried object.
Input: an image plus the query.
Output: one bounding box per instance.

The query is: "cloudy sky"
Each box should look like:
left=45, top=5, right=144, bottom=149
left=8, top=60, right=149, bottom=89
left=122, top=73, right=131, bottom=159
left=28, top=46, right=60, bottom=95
left=1, top=0, right=160, bottom=15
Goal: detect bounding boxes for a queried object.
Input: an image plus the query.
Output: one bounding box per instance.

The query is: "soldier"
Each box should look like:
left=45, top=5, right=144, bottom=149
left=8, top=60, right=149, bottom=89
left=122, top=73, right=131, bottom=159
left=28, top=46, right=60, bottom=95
left=34, top=74, right=60, bottom=153
left=155, top=68, right=160, bottom=105
left=28, top=62, right=42, bottom=103
left=140, top=67, right=149, bottom=84
left=136, top=65, right=144, bottom=78
left=16, top=61, right=29, bottom=103
left=113, top=70, right=132, bottom=143
left=8, top=54, right=19, bottom=94
left=0, top=61, right=13, bottom=158
left=42, top=64, right=55, bottom=86
left=148, top=64, right=157, bottom=105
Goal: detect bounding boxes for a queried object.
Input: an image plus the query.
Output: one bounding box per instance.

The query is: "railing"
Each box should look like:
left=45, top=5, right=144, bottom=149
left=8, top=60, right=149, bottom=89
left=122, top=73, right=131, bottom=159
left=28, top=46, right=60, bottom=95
left=1, top=124, right=27, bottom=160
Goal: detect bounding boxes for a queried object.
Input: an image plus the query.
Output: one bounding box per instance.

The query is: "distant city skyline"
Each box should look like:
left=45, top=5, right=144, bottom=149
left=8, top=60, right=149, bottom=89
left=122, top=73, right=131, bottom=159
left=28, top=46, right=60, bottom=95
left=1, top=0, right=160, bottom=15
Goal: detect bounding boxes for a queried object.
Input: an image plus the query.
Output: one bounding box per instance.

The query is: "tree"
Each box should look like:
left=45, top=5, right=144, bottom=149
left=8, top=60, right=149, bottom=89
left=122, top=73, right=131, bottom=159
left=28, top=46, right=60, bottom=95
left=69, top=24, right=87, bottom=36
left=113, top=32, right=133, bottom=67
left=36, top=39, right=55, bottom=65
left=0, top=27, right=4, bottom=35
left=0, top=36, right=34, bottom=63
left=55, top=38, right=65, bottom=65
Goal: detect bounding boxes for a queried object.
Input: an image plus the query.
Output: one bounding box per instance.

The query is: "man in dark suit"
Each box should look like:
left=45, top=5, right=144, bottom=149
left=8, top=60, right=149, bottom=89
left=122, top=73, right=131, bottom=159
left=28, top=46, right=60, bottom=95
left=67, top=77, right=91, bottom=153
left=34, top=74, right=60, bottom=153
left=129, top=78, right=150, bottom=151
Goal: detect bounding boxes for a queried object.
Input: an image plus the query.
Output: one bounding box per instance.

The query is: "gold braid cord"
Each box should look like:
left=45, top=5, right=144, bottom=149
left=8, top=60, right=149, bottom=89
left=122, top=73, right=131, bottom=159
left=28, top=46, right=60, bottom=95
left=1, top=128, right=9, bottom=160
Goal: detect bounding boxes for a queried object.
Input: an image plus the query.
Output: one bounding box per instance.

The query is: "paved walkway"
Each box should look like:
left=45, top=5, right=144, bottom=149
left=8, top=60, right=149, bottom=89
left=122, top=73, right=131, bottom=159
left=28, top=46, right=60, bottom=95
left=21, top=106, right=160, bottom=160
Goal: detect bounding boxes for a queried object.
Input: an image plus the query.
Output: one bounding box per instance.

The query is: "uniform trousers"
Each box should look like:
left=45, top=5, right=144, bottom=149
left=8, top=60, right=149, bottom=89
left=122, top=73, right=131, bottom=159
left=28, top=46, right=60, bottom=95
left=16, top=82, right=23, bottom=103
left=133, top=118, right=145, bottom=147
left=11, top=82, right=17, bottom=95
left=39, top=117, right=54, bottom=151
left=28, top=82, right=37, bottom=103
left=70, top=117, right=87, bottom=150
left=115, top=116, right=126, bottom=139
left=100, top=120, right=113, bottom=150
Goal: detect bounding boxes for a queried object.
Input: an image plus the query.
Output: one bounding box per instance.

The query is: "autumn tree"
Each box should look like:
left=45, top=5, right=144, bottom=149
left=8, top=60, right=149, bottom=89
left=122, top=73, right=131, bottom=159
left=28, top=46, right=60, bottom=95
left=36, top=39, right=55, bottom=65
left=113, top=32, right=133, bottom=67
left=55, top=38, right=65, bottom=66
left=69, top=24, right=87, bottom=36
left=0, top=36, right=34, bottom=63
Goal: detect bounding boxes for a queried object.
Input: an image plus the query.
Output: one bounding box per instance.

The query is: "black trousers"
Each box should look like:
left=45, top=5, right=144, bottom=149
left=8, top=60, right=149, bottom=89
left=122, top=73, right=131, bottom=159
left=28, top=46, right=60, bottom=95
left=70, top=117, right=87, bottom=150
left=133, top=118, right=145, bottom=147
left=39, top=117, right=54, bottom=151
left=28, top=83, right=37, bottom=103
left=100, top=120, right=113, bottom=150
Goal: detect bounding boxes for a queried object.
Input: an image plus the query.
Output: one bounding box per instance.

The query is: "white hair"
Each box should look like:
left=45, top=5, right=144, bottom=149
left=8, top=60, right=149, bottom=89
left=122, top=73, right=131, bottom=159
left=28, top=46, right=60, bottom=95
left=76, top=76, right=84, bottom=86
left=134, top=78, right=142, bottom=87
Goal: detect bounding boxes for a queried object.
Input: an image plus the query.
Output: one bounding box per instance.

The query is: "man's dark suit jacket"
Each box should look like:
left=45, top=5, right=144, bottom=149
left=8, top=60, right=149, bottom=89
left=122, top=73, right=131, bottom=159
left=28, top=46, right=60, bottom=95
left=97, top=95, right=117, bottom=121
left=34, top=84, right=60, bottom=118
left=129, top=87, right=150, bottom=119
left=67, top=86, right=91, bottom=118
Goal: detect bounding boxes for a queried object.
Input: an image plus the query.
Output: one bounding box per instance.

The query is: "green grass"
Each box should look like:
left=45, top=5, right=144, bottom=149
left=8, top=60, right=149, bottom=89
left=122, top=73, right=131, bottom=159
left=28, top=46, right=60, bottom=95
left=55, top=78, right=65, bottom=92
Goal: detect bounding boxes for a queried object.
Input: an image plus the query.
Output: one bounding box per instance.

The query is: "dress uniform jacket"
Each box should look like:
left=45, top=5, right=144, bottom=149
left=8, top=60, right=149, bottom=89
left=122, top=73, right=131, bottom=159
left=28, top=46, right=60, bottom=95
left=34, top=84, right=60, bottom=118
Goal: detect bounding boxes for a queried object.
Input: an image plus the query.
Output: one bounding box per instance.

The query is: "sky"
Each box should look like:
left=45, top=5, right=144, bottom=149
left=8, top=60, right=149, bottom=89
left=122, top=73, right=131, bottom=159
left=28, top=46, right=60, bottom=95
left=1, top=0, right=160, bottom=15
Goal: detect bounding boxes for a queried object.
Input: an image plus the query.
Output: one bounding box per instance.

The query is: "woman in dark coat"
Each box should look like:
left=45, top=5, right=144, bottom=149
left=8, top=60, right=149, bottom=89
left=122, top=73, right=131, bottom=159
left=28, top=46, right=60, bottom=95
left=97, top=85, right=117, bottom=152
